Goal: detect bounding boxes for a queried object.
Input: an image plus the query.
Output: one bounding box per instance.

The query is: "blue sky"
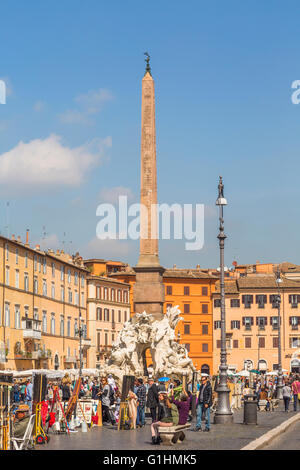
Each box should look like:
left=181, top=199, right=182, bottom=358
left=1, top=0, right=300, bottom=269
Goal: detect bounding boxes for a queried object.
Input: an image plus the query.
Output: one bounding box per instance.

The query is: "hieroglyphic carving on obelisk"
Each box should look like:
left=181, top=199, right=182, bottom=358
left=137, top=53, right=160, bottom=267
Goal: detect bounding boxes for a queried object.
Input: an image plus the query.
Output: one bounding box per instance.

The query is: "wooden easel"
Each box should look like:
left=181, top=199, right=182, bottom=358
left=47, top=386, right=70, bottom=434
left=96, top=401, right=102, bottom=426
left=118, top=402, right=129, bottom=430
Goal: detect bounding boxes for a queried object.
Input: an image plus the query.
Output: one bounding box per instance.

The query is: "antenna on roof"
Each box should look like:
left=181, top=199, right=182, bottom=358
left=62, top=232, right=66, bottom=251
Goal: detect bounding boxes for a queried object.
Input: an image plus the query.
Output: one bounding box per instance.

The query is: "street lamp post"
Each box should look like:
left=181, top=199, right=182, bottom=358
left=75, top=310, right=83, bottom=379
left=275, top=268, right=283, bottom=400
left=214, top=176, right=233, bottom=424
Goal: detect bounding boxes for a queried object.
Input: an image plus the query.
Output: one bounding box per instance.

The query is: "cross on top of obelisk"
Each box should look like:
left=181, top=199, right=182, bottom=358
left=144, top=51, right=151, bottom=76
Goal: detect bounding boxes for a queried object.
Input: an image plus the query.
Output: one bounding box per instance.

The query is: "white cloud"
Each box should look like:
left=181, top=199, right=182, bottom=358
left=33, top=100, right=46, bottom=112
left=0, top=134, right=112, bottom=191
left=84, top=237, right=135, bottom=259
left=98, top=186, right=135, bottom=204
left=0, top=77, right=13, bottom=97
left=59, top=88, right=114, bottom=125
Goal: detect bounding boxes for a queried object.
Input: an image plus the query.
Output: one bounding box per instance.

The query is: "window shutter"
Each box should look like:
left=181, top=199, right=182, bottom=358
left=256, top=317, right=258, bottom=325
left=265, top=317, right=268, bottom=325
left=251, top=317, right=254, bottom=326
left=242, top=295, right=245, bottom=303
left=256, top=295, right=259, bottom=303
left=242, top=317, right=245, bottom=326
left=289, top=294, right=292, bottom=303
left=238, top=321, right=240, bottom=329
left=250, top=295, right=253, bottom=303
left=289, top=317, right=292, bottom=325
left=264, top=295, right=267, bottom=303
left=230, top=321, right=233, bottom=329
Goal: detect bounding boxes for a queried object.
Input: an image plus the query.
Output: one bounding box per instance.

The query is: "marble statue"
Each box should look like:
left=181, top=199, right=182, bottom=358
left=102, top=306, right=196, bottom=384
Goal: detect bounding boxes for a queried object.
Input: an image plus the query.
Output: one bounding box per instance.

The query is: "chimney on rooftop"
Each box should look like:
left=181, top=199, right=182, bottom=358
left=17, top=236, right=21, bottom=243
left=26, top=229, right=29, bottom=244
left=11, top=234, right=15, bottom=241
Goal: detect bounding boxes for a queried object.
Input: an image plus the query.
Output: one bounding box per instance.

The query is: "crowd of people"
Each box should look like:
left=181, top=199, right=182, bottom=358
left=8, top=371, right=300, bottom=446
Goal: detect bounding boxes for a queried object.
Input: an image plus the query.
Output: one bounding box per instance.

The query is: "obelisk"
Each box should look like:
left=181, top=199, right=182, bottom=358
left=133, top=53, right=165, bottom=317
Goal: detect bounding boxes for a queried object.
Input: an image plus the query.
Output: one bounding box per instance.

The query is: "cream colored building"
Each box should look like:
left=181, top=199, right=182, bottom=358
left=212, top=274, right=300, bottom=375
left=0, top=234, right=90, bottom=371
left=86, top=274, right=131, bottom=369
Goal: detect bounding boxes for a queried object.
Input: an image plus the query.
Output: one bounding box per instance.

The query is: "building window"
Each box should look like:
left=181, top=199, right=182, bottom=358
left=230, top=299, right=240, bottom=308
left=25, top=251, right=28, bottom=268
left=202, top=343, right=208, bottom=353
left=271, top=316, right=279, bottom=329
left=5, top=243, right=9, bottom=261
left=166, top=286, right=172, bottom=295
left=67, top=318, right=71, bottom=337
left=51, top=283, right=55, bottom=299
left=15, top=248, right=18, bottom=265
left=214, top=299, right=221, bottom=308
left=233, top=340, right=239, bottom=348
left=34, top=277, right=38, bottom=294
left=15, top=270, right=19, bottom=289
left=256, top=295, right=267, bottom=309
left=61, top=287, right=65, bottom=302
left=81, top=274, right=84, bottom=287
left=242, top=295, right=253, bottom=309
left=118, top=310, right=121, bottom=323
left=289, top=316, right=300, bottom=329
left=258, top=337, right=265, bottom=348
left=118, top=290, right=121, bottom=302
left=104, top=309, right=109, bottom=321
left=242, top=317, right=253, bottom=330
left=97, top=331, right=101, bottom=350
left=81, top=293, right=84, bottom=307
left=104, top=288, right=108, bottom=300
left=42, top=280, right=47, bottom=296
left=96, top=287, right=100, bottom=299
left=202, top=287, right=208, bottom=296
left=270, top=294, right=281, bottom=308
left=184, top=324, right=190, bottom=335
left=202, top=304, right=208, bottom=314
left=256, top=317, right=267, bottom=330
left=24, top=273, right=29, bottom=292
left=290, top=337, right=300, bottom=348
left=214, top=321, right=221, bottom=329
left=97, top=308, right=102, bottom=321
left=43, top=258, right=47, bottom=274
left=68, top=269, right=71, bottom=283
left=74, top=320, right=78, bottom=337
left=60, top=316, right=64, bottom=336
left=289, top=295, right=300, bottom=308
left=5, top=267, right=9, bottom=286
left=184, top=304, right=190, bottom=314
left=74, top=272, right=78, bottom=285
left=184, top=286, right=190, bottom=296
left=111, top=289, right=115, bottom=301
left=61, top=265, right=64, bottom=281
left=231, top=320, right=240, bottom=329
left=112, top=309, right=115, bottom=323
left=245, top=337, right=252, bottom=348
left=42, top=311, right=47, bottom=333
left=14, top=305, right=20, bottom=329
left=124, top=291, right=128, bottom=303
left=202, top=324, right=208, bottom=335
left=185, top=343, right=190, bottom=352
left=51, top=314, right=55, bottom=335
left=75, top=291, right=79, bottom=306
left=68, top=289, right=72, bottom=304
left=124, top=311, right=127, bottom=322
left=273, top=337, right=279, bottom=348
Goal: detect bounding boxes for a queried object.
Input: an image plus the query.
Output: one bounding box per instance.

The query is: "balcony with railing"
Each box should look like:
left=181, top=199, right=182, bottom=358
left=82, top=338, right=92, bottom=348
left=64, top=355, right=78, bottom=364
left=22, top=318, right=42, bottom=340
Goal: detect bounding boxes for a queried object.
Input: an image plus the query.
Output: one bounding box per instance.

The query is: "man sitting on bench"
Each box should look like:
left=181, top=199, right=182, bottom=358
left=12, top=408, right=31, bottom=439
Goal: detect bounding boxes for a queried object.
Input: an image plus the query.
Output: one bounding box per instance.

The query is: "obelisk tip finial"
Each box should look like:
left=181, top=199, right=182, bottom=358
left=144, top=52, right=151, bottom=76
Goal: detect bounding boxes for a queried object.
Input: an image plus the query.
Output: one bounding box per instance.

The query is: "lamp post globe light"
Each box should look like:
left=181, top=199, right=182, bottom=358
left=275, top=267, right=284, bottom=400
left=214, top=176, right=233, bottom=424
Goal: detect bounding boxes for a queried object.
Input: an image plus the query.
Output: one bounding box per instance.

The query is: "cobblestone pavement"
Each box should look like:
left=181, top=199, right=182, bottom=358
left=262, top=418, right=300, bottom=450
left=37, top=405, right=299, bottom=450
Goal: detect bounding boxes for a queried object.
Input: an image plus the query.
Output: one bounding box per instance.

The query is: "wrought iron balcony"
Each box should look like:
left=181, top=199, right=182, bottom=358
left=22, top=318, right=41, bottom=340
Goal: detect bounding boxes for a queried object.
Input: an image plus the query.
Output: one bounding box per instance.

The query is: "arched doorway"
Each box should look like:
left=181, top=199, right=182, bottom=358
left=258, top=359, right=267, bottom=372
left=201, top=364, right=210, bottom=375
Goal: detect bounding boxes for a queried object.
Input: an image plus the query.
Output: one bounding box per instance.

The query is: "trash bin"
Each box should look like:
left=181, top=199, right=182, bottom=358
left=243, top=394, right=257, bottom=425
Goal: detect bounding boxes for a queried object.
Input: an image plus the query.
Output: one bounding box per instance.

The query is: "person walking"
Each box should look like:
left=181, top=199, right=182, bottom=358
left=146, top=378, right=159, bottom=423
left=195, top=375, right=212, bottom=432
left=291, top=376, right=300, bottom=412
left=283, top=381, right=292, bottom=412
left=136, top=378, right=147, bottom=428
left=100, top=377, right=116, bottom=425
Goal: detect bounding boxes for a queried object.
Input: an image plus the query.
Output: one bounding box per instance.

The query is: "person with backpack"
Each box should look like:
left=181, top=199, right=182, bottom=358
left=151, top=392, right=179, bottom=445
left=99, top=377, right=116, bottom=425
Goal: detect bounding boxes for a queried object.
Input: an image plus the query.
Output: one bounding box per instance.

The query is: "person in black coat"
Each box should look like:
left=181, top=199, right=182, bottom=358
left=146, top=378, right=159, bottom=422
left=62, top=383, right=71, bottom=402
